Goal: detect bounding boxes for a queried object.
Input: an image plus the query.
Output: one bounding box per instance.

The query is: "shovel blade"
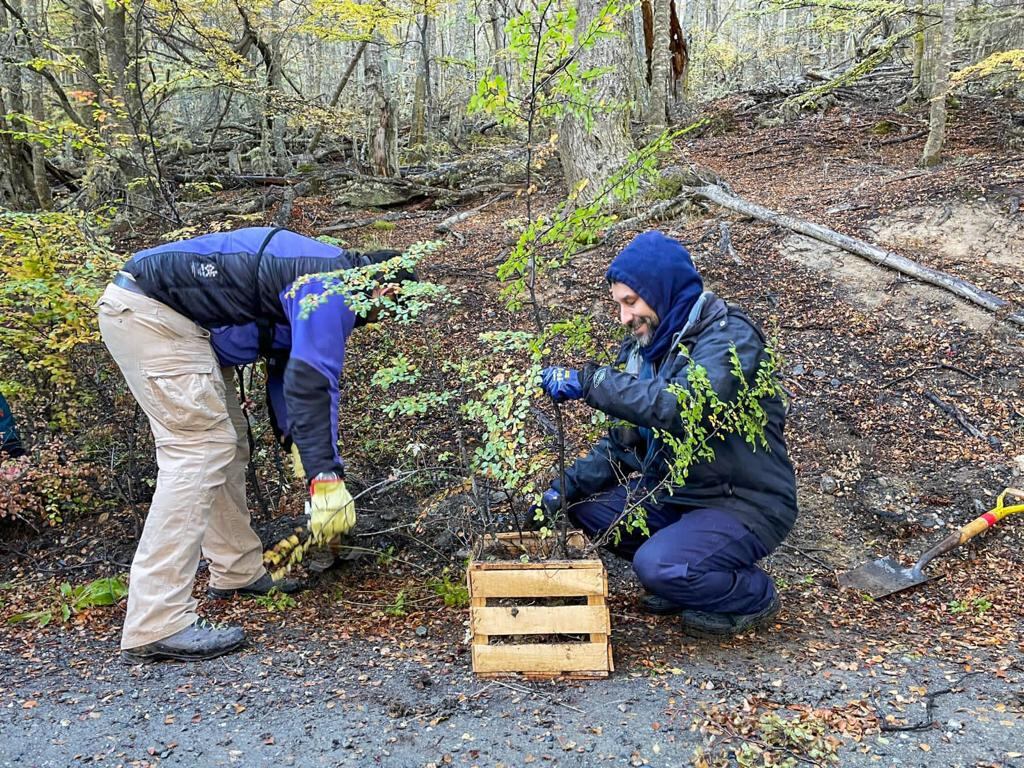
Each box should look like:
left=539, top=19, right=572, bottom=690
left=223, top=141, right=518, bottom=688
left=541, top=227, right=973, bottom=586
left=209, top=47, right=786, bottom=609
left=837, top=557, right=933, bottom=599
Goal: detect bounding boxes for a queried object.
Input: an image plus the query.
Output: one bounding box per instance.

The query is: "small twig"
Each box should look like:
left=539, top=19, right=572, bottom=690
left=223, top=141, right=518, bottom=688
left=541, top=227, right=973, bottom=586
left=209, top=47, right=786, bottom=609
left=718, top=220, right=742, bottom=264
left=923, top=391, right=1001, bottom=448
left=877, top=129, right=928, bottom=146
left=883, top=363, right=981, bottom=389
left=467, top=683, right=494, bottom=699
left=353, top=522, right=417, bottom=537
left=876, top=670, right=984, bottom=731
left=491, top=680, right=585, bottom=713
left=778, top=542, right=834, bottom=571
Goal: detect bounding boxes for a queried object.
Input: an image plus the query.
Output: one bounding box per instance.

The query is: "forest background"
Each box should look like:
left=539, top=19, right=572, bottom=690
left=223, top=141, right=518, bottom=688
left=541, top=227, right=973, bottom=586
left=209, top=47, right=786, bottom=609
left=2, top=0, right=1021, bottom=538
left=2, top=0, right=1024, bottom=765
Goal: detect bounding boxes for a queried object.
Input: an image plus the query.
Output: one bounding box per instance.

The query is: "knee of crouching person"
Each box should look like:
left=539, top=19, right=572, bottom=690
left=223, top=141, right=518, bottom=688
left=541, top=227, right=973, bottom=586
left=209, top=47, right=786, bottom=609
left=633, top=548, right=693, bottom=597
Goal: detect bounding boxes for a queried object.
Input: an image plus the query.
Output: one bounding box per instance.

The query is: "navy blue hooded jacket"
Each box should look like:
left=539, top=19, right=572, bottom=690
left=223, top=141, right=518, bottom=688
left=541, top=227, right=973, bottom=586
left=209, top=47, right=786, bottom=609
left=125, top=227, right=361, bottom=481
left=559, top=231, right=798, bottom=551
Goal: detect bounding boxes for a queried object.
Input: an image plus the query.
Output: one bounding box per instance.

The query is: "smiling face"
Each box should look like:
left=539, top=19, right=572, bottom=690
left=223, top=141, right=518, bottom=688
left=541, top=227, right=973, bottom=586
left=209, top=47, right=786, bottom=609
left=610, top=281, right=660, bottom=346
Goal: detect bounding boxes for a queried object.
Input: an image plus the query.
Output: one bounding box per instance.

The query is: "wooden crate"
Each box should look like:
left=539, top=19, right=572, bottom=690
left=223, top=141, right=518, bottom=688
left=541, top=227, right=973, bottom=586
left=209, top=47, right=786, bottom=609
left=468, top=531, right=613, bottom=679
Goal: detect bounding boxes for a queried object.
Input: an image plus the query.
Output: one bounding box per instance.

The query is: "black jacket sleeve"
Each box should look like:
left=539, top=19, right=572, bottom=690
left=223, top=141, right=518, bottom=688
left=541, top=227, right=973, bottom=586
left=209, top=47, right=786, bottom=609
left=581, top=314, right=767, bottom=438
left=556, top=426, right=645, bottom=503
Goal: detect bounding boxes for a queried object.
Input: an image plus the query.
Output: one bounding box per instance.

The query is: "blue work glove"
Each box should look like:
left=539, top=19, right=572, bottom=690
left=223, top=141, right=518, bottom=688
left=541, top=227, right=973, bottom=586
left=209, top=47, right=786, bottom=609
left=528, top=487, right=563, bottom=527
left=540, top=367, right=584, bottom=402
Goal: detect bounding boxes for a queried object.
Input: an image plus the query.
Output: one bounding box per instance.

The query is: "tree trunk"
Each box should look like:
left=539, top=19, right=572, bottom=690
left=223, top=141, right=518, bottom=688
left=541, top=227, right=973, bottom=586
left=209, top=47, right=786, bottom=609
left=0, top=87, right=37, bottom=209
left=27, top=0, right=50, bottom=207
left=365, top=37, right=399, bottom=178
left=921, top=0, right=956, bottom=167
left=71, top=0, right=100, bottom=128
left=907, top=0, right=927, bottom=102
left=305, top=39, right=367, bottom=155
left=558, top=2, right=636, bottom=201
left=0, top=2, right=37, bottom=208
left=645, top=0, right=670, bottom=128
left=104, top=0, right=128, bottom=106
left=410, top=13, right=431, bottom=156
left=411, top=70, right=426, bottom=151
left=489, top=0, right=508, bottom=86
left=269, top=1, right=290, bottom=175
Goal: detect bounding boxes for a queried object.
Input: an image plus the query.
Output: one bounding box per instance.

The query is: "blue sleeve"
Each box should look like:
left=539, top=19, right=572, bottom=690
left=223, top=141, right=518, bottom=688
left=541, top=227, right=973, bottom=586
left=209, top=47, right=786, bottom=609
left=209, top=325, right=261, bottom=367
left=279, top=278, right=356, bottom=481
left=266, top=361, right=290, bottom=446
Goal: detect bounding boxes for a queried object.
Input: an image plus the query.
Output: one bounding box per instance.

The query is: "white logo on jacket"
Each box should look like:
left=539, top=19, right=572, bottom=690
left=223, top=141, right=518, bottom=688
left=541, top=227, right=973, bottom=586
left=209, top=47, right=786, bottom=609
left=192, top=262, right=219, bottom=279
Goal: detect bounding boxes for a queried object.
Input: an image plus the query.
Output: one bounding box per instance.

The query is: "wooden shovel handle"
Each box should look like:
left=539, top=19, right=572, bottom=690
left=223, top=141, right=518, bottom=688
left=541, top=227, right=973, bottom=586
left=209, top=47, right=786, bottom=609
left=915, top=488, right=1024, bottom=570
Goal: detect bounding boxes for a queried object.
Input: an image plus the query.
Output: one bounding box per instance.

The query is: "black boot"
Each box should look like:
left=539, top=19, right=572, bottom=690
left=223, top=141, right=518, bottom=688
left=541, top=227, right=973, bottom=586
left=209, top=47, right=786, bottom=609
left=123, top=619, right=245, bottom=661
left=679, top=596, right=781, bottom=639
left=639, top=593, right=685, bottom=616
left=207, top=573, right=303, bottom=599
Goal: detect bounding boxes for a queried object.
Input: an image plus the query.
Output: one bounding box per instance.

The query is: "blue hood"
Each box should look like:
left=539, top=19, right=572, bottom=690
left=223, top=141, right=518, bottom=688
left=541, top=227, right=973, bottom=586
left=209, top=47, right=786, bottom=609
left=605, top=231, right=703, bottom=362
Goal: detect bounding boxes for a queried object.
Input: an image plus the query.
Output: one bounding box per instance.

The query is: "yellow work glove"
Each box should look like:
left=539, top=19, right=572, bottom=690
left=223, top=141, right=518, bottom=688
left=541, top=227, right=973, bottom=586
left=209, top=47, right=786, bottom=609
left=308, top=472, right=356, bottom=544
left=290, top=443, right=305, bottom=482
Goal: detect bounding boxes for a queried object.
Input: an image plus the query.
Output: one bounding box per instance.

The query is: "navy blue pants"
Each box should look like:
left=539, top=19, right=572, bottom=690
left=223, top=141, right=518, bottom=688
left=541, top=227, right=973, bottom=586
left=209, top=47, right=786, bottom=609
left=570, top=485, right=776, bottom=615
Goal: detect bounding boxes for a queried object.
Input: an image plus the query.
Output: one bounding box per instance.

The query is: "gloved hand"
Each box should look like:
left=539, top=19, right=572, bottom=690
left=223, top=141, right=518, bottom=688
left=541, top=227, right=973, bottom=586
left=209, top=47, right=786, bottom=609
left=540, top=367, right=584, bottom=402
left=529, top=487, right=563, bottom=526
left=290, top=444, right=305, bottom=482
left=308, top=472, right=356, bottom=544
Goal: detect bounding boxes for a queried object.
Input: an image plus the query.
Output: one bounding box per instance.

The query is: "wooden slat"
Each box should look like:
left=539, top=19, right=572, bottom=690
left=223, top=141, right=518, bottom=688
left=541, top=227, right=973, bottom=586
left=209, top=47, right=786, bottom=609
left=472, top=605, right=609, bottom=636
left=470, top=596, right=487, bottom=645
left=472, top=642, right=611, bottom=674
left=468, top=566, right=606, bottom=598
left=482, top=531, right=590, bottom=558
left=470, top=559, right=603, bottom=571
left=587, top=594, right=608, bottom=646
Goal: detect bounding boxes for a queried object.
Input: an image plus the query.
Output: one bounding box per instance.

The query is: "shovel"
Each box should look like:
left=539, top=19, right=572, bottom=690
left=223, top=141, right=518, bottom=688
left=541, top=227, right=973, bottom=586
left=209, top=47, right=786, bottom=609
left=838, top=487, right=1024, bottom=599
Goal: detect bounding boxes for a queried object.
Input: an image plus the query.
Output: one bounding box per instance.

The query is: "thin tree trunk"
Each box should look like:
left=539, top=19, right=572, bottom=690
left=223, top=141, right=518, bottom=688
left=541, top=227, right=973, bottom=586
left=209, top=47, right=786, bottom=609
left=410, top=14, right=429, bottom=155
left=907, top=0, right=927, bottom=101
left=921, top=0, right=956, bottom=167
left=646, top=0, right=670, bottom=128
left=489, top=0, right=508, bottom=85
left=71, top=0, right=100, bottom=128
left=0, top=1, right=36, bottom=208
left=269, top=0, right=290, bottom=174
left=365, top=36, right=399, bottom=177
left=27, top=0, right=50, bottom=207
left=305, top=39, right=367, bottom=155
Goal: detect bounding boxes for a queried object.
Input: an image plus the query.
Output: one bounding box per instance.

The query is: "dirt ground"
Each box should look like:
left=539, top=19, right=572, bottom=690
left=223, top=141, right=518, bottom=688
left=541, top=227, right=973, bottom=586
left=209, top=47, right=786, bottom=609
left=2, top=99, right=1023, bottom=767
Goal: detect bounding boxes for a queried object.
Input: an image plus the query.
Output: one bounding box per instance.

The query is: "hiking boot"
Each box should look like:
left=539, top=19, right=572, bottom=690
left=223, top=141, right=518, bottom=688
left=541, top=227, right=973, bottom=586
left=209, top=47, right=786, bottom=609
left=639, top=593, right=685, bottom=616
left=122, top=619, right=245, bottom=662
left=679, top=595, right=781, bottom=639
left=207, top=573, right=303, bottom=599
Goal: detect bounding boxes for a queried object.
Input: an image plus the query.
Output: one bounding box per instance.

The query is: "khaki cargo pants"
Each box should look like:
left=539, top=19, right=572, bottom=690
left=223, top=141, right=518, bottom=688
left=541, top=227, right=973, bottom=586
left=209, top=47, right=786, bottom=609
left=97, top=284, right=266, bottom=649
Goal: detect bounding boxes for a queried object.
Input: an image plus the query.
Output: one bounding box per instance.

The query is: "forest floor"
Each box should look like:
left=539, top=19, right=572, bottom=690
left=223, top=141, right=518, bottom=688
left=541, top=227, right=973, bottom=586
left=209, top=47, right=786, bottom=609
left=2, top=98, right=1024, bottom=768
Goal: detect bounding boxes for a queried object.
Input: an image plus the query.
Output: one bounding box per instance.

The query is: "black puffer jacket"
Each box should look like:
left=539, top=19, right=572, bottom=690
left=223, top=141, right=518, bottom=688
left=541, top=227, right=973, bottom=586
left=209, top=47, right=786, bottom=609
left=558, top=292, right=798, bottom=551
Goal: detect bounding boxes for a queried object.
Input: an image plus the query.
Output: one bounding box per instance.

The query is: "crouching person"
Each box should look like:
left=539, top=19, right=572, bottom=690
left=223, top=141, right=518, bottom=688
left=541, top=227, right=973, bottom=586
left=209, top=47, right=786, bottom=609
left=536, top=231, right=798, bottom=638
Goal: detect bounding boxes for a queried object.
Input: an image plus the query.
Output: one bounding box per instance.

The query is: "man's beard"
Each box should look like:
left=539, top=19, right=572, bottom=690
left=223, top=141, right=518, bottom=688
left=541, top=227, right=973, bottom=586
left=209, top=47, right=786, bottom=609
left=629, top=316, right=659, bottom=347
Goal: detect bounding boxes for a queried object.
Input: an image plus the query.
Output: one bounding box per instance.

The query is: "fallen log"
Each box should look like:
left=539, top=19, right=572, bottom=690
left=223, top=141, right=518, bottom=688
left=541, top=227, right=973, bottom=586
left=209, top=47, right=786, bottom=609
left=320, top=210, right=433, bottom=233
left=435, top=191, right=513, bottom=234
left=683, top=184, right=1024, bottom=328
